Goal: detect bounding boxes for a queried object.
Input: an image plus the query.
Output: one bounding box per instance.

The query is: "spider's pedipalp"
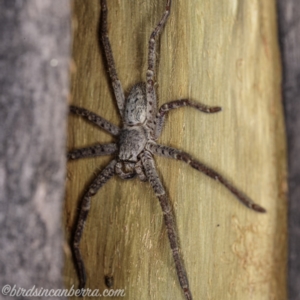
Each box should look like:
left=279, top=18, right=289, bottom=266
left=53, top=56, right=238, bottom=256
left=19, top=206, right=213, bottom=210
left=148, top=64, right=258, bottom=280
left=70, top=105, right=120, bottom=136
left=141, top=150, right=193, bottom=300
left=67, top=143, right=117, bottom=160
left=147, top=142, right=266, bottom=213
left=134, top=160, right=147, bottom=181
left=73, top=159, right=117, bottom=289
left=115, top=161, right=136, bottom=179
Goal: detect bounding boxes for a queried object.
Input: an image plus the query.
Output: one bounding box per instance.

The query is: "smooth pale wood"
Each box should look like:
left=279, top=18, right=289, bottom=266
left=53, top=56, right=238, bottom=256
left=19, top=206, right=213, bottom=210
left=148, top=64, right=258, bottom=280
left=64, top=0, right=287, bottom=299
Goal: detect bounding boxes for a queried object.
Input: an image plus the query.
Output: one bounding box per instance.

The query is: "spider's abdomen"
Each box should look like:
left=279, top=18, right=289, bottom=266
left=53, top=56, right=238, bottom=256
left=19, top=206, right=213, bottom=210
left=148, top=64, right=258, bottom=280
left=124, top=82, right=147, bottom=126
left=118, top=127, right=147, bottom=162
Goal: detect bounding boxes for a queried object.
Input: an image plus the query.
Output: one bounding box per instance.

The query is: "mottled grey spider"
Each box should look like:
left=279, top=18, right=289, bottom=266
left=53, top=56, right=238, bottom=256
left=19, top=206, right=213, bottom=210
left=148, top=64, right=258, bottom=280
left=68, top=0, right=266, bottom=299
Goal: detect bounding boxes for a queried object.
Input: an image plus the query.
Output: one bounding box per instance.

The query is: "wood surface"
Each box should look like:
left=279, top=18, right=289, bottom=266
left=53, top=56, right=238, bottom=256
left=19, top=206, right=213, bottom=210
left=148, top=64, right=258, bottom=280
left=64, top=0, right=287, bottom=299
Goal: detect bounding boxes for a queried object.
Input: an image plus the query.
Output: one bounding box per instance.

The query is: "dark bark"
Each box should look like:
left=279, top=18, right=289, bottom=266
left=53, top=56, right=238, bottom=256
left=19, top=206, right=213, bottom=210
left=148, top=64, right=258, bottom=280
left=0, top=0, right=70, bottom=299
left=277, top=0, right=300, bottom=299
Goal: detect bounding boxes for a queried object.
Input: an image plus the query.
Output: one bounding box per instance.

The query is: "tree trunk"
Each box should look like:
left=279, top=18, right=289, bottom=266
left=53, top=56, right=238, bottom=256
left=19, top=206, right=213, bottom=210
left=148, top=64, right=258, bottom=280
left=0, top=1, right=70, bottom=299
left=277, top=1, right=300, bottom=299
left=65, top=0, right=286, bottom=299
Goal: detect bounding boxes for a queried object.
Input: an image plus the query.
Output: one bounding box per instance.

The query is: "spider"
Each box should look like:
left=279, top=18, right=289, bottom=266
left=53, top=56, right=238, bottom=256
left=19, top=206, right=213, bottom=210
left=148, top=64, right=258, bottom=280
left=68, top=0, right=266, bottom=299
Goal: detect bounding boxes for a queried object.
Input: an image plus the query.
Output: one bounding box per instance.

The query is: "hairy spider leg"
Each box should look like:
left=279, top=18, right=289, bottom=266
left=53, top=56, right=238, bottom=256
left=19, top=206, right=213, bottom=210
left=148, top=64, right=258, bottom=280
left=73, top=159, right=117, bottom=289
left=146, top=142, right=266, bottom=213
left=154, top=99, right=222, bottom=139
left=146, top=0, right=172, bottom=135
left=67, top=143, right=117, bottom=160
left=100, top=0, right=125, bottom=117
left=68, top=106, right=119, bottom=160
left=141, top=151, right=193, bottom=300
left=70, top=106, right=120, bottom=136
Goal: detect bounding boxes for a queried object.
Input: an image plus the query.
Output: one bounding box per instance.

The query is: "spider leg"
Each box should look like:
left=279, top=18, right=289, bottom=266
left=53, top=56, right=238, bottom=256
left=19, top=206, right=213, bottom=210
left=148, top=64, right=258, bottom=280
left=67, top=143, right=117, bottom=160
left=154, top=99, right=222, bottom=139
left=72, top=159, right=117, bottom=290
left=147, top=142, right=266, bottom=213
left=146, top=0, right=172, bottom=132
left=100, top=0, right=125, bottom=117
left=70, top=105, right=120, bottom=136
left=141, top=150, right=193, bottom=300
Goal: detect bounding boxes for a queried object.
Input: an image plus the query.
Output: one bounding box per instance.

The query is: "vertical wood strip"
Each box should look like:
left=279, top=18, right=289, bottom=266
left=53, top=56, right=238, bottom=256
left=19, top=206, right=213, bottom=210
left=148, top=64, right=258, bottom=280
left=65, top=1, right=287, bottom=299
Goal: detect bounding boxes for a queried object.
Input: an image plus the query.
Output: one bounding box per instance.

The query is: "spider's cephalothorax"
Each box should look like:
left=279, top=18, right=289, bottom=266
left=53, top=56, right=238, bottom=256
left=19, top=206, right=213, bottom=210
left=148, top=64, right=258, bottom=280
left=68, top=1, right=266, bottom=299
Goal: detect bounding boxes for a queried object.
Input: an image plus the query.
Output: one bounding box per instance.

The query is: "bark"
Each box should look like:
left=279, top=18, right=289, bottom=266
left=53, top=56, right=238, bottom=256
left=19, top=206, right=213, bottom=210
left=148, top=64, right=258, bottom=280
left=0, top=1, right=70, bottom=299
left=277, top=1, right=300, bottom=299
